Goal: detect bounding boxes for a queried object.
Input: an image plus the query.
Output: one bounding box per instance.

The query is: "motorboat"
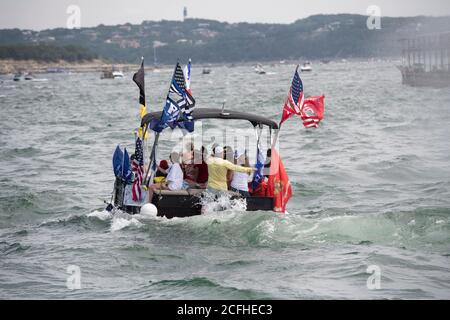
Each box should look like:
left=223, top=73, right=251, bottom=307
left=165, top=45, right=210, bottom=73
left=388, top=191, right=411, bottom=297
left=300, top=62, right=312, bottom=72
left=112, top=70, right=124, bottom=78
left=13, top=72, right=23, bottom=81
left=110, top=108, right=279, bottom=218
left=101, top=66, right=124, bottom=79
left=254, top=64, right=266, bottom=74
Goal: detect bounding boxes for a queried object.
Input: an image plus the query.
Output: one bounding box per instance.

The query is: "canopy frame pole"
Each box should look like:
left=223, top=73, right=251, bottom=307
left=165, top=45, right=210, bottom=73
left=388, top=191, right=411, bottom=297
left=271, top=127, right=280, bottom=151
left=254, top=124, right=263, bottom=166
left=268, top=127, right=273, bottom=150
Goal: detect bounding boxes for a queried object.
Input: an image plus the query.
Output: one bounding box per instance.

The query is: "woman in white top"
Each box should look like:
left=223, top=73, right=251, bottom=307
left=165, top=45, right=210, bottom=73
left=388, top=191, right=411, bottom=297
left=229, top=149, right=251, bottom=197
left=148, top=152, right=184, bottom=202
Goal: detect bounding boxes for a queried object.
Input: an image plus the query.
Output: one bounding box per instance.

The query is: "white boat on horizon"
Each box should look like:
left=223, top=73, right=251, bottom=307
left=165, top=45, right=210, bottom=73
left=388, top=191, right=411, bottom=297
left=254, top=64, right=266, bottom=74
left=300, top=62, right=312, bottom=72
left=101, top=66, right=125, bottom=79
left=24, top=73, right=34, bottom=80
left=13, top=72, right=23, bottom=81
left=112, top=70, right=124, bottom=78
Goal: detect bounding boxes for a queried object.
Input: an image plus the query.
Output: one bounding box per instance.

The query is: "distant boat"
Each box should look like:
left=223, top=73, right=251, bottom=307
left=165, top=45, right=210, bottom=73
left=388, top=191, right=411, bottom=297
left=300, top=62, right=312, bottom=72
left=112, top=70, right=124, bottom=78
left=13, top=72, right=23, bottom=81
left=24, top=73, right=34, bottom=80
left=202, top=68, right=211, bottom=75
left=101, top=66, right=124, bottom=79
left=254, top=64, right=266, bottom=74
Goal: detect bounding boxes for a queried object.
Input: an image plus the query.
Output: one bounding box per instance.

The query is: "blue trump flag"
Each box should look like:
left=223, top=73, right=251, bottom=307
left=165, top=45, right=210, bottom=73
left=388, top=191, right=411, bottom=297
left=112, top=145, right=132, bottom=182
left=112, top=145, right=124, bottom=178
left=151, top=97, right=180, bottom=132
left=177, top=112, right=194, bottom=132
left=122, top=148, right=132, bottom=182
left=251, top=146, right=265, bottom=191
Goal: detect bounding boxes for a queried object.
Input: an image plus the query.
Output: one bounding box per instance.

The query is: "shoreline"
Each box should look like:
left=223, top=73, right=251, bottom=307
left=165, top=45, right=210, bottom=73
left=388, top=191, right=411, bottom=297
left=0, top=57, right=402, bottom=75
left=0, top=59, right=157, bottom=75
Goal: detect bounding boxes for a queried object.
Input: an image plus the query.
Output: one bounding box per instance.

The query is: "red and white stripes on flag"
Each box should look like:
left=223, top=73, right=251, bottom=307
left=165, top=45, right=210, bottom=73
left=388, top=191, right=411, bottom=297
left=279, top=66, right=325, bottom=129
left=279, top=67, right=303, bottom=127
left=300, top=95, right=325, bottom=128
left=132, top=137, right=144, bottom=201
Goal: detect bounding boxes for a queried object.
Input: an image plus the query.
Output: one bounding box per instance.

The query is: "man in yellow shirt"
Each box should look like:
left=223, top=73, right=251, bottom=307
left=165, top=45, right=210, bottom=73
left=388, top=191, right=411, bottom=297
left=206, top=146, right=254, bottom=192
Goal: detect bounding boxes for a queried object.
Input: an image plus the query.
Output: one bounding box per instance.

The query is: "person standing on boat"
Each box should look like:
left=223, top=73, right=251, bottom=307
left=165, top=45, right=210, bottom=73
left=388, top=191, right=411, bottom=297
left=229, top=149, right=251, bottom=197
left=147, top=152, right=184, bottom=201
left=223, top=146, right=234, bottom=189
left=206, top=146, right=253, bottom=194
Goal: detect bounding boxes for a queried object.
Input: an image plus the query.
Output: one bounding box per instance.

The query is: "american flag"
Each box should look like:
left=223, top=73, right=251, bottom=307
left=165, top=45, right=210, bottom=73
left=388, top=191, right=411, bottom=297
left=132, top=137, right=144, bottom=201
left=289, top=69, right=304, bottom=114
left=169, top=62, right=195, bottom=121
left=170, top=63, right=186, bottom=95
left=279, top=67, right=304, bottom=126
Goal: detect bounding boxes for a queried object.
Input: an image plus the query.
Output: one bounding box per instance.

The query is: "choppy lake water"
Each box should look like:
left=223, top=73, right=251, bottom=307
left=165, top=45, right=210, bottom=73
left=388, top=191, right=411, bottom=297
left=0, top=60, right=449, bottom=299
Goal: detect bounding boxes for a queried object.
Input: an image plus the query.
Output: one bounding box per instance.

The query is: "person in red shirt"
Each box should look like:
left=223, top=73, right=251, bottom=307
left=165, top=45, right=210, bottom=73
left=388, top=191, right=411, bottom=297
left=194, top=146, right=209, bottom=188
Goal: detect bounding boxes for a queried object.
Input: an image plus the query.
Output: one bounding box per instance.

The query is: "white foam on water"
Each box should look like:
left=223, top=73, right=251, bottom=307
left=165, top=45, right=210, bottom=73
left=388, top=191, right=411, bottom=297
left=110, top=217, right=143, bottom=232
left=200, top=192, right=247, bottom=214
left=133, top=213, right=160, bottom=221
left=87, top=209, right=112, bottom=221
left=87, top=208, right=146, bottom=231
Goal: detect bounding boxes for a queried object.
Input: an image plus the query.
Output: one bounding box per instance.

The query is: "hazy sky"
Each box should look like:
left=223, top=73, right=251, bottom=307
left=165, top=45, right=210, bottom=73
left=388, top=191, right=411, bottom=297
left=1, top=0, right=450, bottom=30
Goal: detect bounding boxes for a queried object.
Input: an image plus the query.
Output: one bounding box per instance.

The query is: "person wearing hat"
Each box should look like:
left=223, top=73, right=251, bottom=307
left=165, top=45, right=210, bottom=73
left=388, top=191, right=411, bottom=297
left=148, top=152, right=184, bottom=202
left=206, top=146, right=254, bottom=193
left=229, top=149, right=251, bottom=197
left=153, top=159, right=169, bottom=184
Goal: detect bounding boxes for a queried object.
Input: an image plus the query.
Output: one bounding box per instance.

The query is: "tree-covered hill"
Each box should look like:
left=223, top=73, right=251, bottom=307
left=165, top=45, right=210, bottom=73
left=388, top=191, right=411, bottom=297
left=1, top=14, right=449, bottom=63
left=0, top=44, right=97, bottom=62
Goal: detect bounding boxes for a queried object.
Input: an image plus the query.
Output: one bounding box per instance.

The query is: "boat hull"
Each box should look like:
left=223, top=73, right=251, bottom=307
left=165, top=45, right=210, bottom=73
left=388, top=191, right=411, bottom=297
left=151, top=194, right=273, bottom=219
left=113, top=179, right=273, bottom=218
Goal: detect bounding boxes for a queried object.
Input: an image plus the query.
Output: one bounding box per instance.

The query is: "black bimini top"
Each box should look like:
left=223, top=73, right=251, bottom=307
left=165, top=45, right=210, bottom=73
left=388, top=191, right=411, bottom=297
left=141, top=108, right=279, bottom=129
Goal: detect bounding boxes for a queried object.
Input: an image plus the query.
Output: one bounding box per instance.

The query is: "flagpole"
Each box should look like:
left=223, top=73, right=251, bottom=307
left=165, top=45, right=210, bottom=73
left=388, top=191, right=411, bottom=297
left=148, top=132, right=160, bottom=186
left=144, top=132, right=160, bottom=188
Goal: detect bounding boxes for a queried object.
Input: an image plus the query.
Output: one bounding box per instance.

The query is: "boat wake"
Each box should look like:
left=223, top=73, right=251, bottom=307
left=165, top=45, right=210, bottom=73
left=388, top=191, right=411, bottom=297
left=84, top=203, right=450, bottom=253
left=200, top=192, right=247, bottom=214
left=88, top=209, right=144, bottom=232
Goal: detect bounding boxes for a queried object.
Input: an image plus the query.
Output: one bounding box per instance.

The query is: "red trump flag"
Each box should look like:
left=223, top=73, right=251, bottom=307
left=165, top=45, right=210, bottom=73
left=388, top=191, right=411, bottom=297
left=300, top=95, right=325, bottom=128
left=267, top=149, right=292, bottom=213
